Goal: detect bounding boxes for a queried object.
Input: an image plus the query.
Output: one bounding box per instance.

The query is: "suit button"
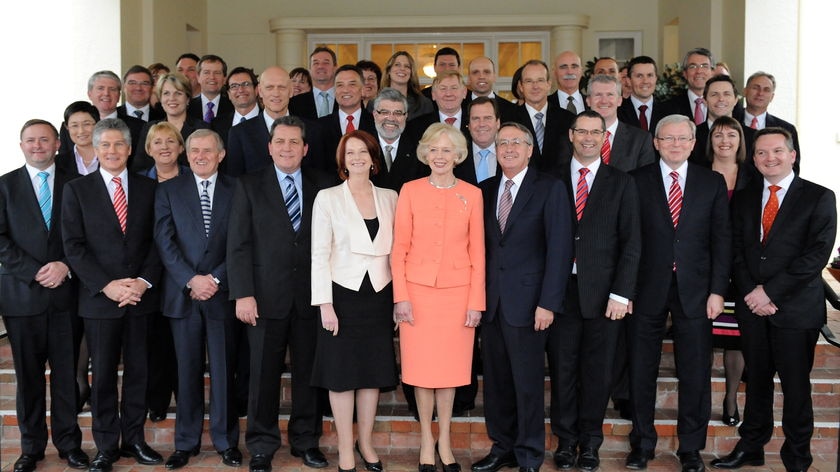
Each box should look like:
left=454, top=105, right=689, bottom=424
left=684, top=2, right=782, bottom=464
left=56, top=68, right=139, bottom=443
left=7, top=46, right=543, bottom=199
left=575, top=236, right=580, bottom=241
left=760, top=256, right=767, bottom=260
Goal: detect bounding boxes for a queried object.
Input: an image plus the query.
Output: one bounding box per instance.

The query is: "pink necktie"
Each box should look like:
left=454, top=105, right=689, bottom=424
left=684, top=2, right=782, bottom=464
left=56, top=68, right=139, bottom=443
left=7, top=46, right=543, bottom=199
left=668, top=171, right=682, bottom=228
left=112, top=176, right=127, bottom=234
left=600, top=130, right=612, bottom=164
left=750, top=116, right=758, bottom=130
left=497, top=179, right=514, bottom=232
left=444, top=117, right=456, bottom=126
left=693, top=98, right=705, bottom=125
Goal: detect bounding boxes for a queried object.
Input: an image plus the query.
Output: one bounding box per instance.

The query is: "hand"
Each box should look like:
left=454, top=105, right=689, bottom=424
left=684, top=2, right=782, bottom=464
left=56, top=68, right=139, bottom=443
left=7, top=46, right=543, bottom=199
left=627, top=300, right=633, bottom=314
left=102, top=278, right=143, bottom=307
left=604, top=299, right=629, bottom=320
left=320, top=304, right=339, bottom=336
left=465, top=309, right=482, bottom=328
left=393, top=301, right=413, bottom=328
left=753, top=302, right=778, bottom=316
left=188, top=274, right=218, bottom=301
left=706, top=293, right=724, bottom=320
left=533, top=306, right=554, bottom=331
left=35, top=261, right=70, bottom=288
left=236, top=296, right=259, bottom=326
left=744, top=285, right=772, bottom=313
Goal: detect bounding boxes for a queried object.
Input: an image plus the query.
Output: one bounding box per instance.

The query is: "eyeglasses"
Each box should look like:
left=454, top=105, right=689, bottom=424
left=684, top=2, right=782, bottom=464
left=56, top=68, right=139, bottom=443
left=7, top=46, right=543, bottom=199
left=571, top=128, right=605, bottom=137
left=375, top=109, right=406, bottom=118
left=656, top=135, right=695, bottom=144
left=521, top=78, right=548, bottom=85
left=685, top=63, right=711, bottom=70
left=228, top=81, right=254, bottom=90
left=497, top=138, right=531, bottom=147
left=126, top=80, right=152, bottom=87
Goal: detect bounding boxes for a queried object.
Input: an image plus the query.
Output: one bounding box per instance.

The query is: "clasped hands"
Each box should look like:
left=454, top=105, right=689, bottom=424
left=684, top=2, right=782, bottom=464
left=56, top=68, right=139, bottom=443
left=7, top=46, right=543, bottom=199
left=102, top=278, right=149, bottom=307
left=392, top=301, right=483, bottom=329
left=188, top=274, right=219, bottom=301
left=743, top=285, right=777, bottom=316
left=35, top=261, right=70, bottom=288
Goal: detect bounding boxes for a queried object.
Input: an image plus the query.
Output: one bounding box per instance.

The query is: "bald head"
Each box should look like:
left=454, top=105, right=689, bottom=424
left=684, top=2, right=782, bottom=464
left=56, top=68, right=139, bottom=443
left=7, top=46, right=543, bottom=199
left=554, top=51, right=582, bottom=94
left=468, top=56, right=497, bottom=96
left=259, top=66, right=292, bottom=117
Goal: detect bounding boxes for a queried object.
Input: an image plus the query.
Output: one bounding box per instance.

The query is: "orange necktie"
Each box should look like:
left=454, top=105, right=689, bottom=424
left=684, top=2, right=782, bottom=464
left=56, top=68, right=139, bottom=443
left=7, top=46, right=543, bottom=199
left=762, top=185, right=781, bottom=244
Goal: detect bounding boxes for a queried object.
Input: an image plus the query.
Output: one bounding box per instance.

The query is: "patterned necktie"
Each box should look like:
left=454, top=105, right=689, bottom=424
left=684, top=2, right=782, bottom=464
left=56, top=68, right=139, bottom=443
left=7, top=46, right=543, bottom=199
left=444, top=117, right=456, bottom=126
left=112, top=176, right=127, bottom=234
left=566, top=96, right=577, bottom=114
left=318, top=91, right=330, bottom=117
left=762, top=185, right=781, bottom=244
left=384, top=145, right=394, bottom=171
left=575, top=168, right=589, bottom=221
left=534, top=112, right=545, bottom=152
left=204, top=102, right=215, bottom=123
left=345, top=115, right=355, bottom=134
left=200, top=180, right=212, bottom=236
left=133, top=109, right=144, bottom=120
left=284, top=175, right=301, bottom=233
left=600, top=130, right=612, bottom=165
left=750, top=116, right=759, bottom=130
left=36, top=171, right=51, bottom=230
left=693, top=97, right=705, bottom=125
left=239, top=116, right=247, bottom=124
left=476, top=149, right=490, bottom=183
left=668, top=171, right=683, bottom=228
left=638, top=104, right=649, bottom=131
left=497, top=179, right=514, bottom=232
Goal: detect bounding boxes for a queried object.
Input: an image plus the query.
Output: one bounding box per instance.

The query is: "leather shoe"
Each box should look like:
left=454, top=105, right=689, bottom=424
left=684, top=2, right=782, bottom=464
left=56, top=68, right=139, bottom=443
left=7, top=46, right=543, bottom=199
left=219, top=447, right=243, bottom=467
left=471, top=452, right=517, bottom=472
left=625, top=448, right=655, bottom=470
left=678, top=451, right=705, bottom=472
left=59, top=448, right=90, bottom=469
left=250, top=453, right=273, bottom=472
left=291, top=447, right=329, bottom=468
left=13, top=452, right=44, bottom=472
left=518, top=468, right=539, bottom=472
left=166, top=448, right=200, bottom=469
left=148, top=409, right=167, bottom=422
left=577, top=447, right=599, bottom=471
left=553, top=444, right=576, bottom=470
left=120, top=442, right=163, bottom=465
left=355, top=441, right=382, bottom=472
left=88, top=450, right=119, bottom=472
left=710, top=449, right=764, bottom=469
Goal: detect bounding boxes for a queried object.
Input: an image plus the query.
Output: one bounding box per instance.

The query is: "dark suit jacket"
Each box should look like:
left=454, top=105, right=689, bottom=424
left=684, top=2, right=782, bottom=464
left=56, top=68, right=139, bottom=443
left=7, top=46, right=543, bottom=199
left=132, top=117, right=211, bottom=172
left=548, top=90, right=589, bottom=113
left=464, top=93, right=520, bottom=123
left=512, top=102, right=575, bottom=172
left=62, top=171, right=161, bottom=318
left=212, top=108, right=262, bottom=148
left=0, top=166, right=78, bottom=315
left=456, top=146, right=501, bottom=186
left=556, top=163, right=642, bottom=318
left=224, top=115, right=271, bottom=177
left=188, top=95, right=234, bottom=123
left=315, top=108, right=378, bottom=174
left=54, top=151, right=85, bottom=177
left=371, top=135, right=428, bottom=192
left=227, top=166, right=333, bottom=318
left=481, top=168, right=572, bottom=326
left=617, top=97, right=669, bottom=135
left=732, top=176, right=836, bottom=329
left=663, top=90, right=744, bottom=125
left=290, top=90, right=334, bottom=121
left=609, top=122, right=656, bottom=172
left=117, top=104, right=165, bottom=122
left=630, top=162, right=731, bottom=316
left=154, top=172, right=234, bottom=320
left=406, top=107, right=471, bottom=144
left=58, top=110, right=145, bottom=158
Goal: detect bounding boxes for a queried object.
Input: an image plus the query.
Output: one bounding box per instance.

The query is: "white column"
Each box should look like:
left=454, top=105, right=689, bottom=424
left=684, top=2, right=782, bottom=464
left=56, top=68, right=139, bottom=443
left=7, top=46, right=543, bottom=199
left=274, top=28, right=306, bottom=70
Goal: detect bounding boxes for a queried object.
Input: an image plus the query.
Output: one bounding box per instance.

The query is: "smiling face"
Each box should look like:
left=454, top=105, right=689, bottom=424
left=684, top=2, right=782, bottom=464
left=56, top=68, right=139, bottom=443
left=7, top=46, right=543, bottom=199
left=88, top=77, right=121, bottom=116
left=554, top=51, right=582, bottom=94
left=629, top=63, right=657, bottom=100
left=66, top=111, right=97, bottom=147
left=388, top=54, right=412, bottom=87
left=753, top=133, right=795, bottom=184
left=496, top=125, right=532, bottom=178
left=654, top=121, right=695, bottom=169
left=374, top=99, right=407, bottom=142
left=227, top=72, right=257, bottom=111
left=198, top=60, right=225, bottom=97
left=96, top=129, right=131, bottom=175
left=520, top=63, right=551, bottom=109
left=176, top=57, right=199, bottom=94
left=269, top=124, right=308, bottom=174
left=310, top=51, right=336, bottom=88
left=334, top=69, right=363, bottom=113
left=586, top=81, right=621, bottom=124
left=683, top=53, right=712, bottom=94
left=20, top=124, right=59, bottom=170
left=569, top=116, right=605, bottom=165
left=468, top=57, right=496, bottom=96
left=187, top=134, right=225, bottom=179
left=147, top=129, right=184, bottom=167
left=426, top=133, right=458, bottom=178
left=258, top=67, right=292, bottom=117
left=160, top=80, right=189, bottom=118
left=744, top=75, right=775, bottom=115
left=432, top=75, right=467, bottom=115
left=593, top=58, right=619, bottom=78
left=291, top=73, right=311, bottom=96
left=704, top=80, right=737, bottom=121
left=710, top=125, right=740, bottom=161
left=342, top=137, right=373, bottom=178
left=124, top=72, right=153, bottom=107
left=361, top=69, right=379, bottom=102
left=468, top=101, right=500, bottom=149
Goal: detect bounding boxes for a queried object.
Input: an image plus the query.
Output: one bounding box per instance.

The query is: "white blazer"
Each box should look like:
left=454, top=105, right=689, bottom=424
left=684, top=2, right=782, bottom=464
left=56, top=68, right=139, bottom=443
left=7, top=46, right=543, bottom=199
left=311, top=181, right=398, bottom=305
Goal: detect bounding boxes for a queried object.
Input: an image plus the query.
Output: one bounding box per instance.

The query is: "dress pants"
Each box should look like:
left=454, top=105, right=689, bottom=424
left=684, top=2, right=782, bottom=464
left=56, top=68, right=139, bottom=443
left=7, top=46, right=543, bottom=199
left=169, top=306, right=239, bottom=451
left=85, top=314, right=149, bottom=451
left=245, top=302, right=324, bottom=456
left=3, top=310, right=83, bottom=454
left=547, top=277, right=621, bottom=450
left=146, top=311, right=177, bottom=414
left=736, top=310, right=819, bottom=471
left=628, top=275, right=712, bottom=453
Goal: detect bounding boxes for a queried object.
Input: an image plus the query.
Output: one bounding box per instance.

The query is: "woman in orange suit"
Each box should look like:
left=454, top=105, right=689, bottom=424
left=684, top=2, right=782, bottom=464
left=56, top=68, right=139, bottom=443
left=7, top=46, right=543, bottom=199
left=392, top=123, right=485, bottom=472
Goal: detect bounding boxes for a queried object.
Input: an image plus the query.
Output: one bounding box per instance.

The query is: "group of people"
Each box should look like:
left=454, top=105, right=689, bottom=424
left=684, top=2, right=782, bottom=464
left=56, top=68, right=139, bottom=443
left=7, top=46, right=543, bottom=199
left=0, top=43, right=834, bottom=472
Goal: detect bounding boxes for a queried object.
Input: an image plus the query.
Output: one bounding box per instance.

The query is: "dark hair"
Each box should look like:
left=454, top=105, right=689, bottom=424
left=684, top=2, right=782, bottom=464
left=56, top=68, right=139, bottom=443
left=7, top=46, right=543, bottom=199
left=122, top=65, right=153, bottom=83
left=467, top=96, right=499, bottom=119
left=290, top=67, right=312, bottom=87
left=703, top=74, right=738, bottom=99
left=63, top=101, right=101, bottom=126
left=356, top=60, right=383, bottom=85
left=20, top=119, right=59, bottom=140
left=435, top=47, right=461, bottom=67
left=511, top=65, right=525, bottom=100
left=706, top=116, right=746, bottom=164
left=627, top=55, right=658, bottom=76
left=227, top=66, right=258, bottom=87
left=336, top=130, right=381, bottom=180
left=682, top=47, right=714, bottom=70
left=310, top=46, right=337, bottom=65
left=198, top=54, right=228, bottom=76
left=335, top=64, right=364, bottom=81
left=571, top=109, right=606, bottom=130
left=176, top=53, right=200, bottom=64
left=754, top=127, right=794, bottom=152
left=148, top=63, right=170, bottom=75
left=519, top=59, right=550, bottom=82
left=270, top=115, right=307, bottom=143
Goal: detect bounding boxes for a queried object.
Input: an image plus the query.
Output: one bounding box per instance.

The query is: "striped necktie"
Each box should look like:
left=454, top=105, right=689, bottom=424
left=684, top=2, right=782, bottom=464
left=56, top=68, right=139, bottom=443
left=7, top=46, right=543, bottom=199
left=200, top=180, right=212, bottom=236
left=575, top=168, right=589, bottom=221
left=497, top=179, right=514, bottom=232
left=112, top=176, right=127, bottom=234
left=284, top=175, right=301, bottom=232
left=600, top=131, right=612, bottom=164
left=534, top=112, right=545, bottom=152
left=36, top=171, right=51, bottom=229
left=668, top=171, right=682, bottom=228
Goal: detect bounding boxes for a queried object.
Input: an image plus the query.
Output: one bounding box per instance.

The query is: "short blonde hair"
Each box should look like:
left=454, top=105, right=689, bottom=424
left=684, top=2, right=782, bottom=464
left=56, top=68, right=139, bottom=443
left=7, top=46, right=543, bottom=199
left=155, top=72, right=192, bottom=101
left=145, top=121, right=184, bottom=155
left=416, top=122, right=468, bottom=165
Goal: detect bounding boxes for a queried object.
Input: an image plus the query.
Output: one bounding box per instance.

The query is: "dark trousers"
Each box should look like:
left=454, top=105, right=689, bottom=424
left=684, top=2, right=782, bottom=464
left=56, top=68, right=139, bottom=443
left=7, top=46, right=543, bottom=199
left=146, top=311, right=177, bottom=413
left=245, top=303, right=324, bottom=456
left=736, top=311, right=819, bottom=471
left=85, top=314, right=149, bottom=451
left=169, top=308, right=239, bottom=451
left=628, top=275, right=712, bottom=453
left=547, top=277, right=621, bottom=450
left=3, top=310, right=82, bottom=454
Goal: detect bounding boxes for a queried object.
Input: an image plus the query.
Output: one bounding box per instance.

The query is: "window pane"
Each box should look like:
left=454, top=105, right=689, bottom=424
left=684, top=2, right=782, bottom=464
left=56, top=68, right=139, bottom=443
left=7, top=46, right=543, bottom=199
left=498, top=42, right=520, bottom=76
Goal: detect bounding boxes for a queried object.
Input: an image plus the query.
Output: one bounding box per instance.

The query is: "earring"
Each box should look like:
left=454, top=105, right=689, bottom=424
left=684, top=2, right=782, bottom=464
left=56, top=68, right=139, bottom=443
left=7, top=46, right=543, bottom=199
left=343, top=168, right=349, bottom=175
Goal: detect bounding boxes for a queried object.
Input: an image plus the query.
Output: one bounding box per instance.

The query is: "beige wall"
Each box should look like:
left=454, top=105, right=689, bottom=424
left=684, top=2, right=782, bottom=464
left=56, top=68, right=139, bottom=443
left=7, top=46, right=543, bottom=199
left=120, top=0, right=207, bottom=71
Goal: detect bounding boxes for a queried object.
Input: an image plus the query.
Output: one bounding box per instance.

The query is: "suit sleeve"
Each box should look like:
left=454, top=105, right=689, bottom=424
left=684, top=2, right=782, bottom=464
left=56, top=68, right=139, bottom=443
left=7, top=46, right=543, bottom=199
left=0, top=186, right=42, bottom=282
left=226, top=179, right=256, bottom=299
left=61, top=183, right=112, bottom=294
left=310, top=191, right=334, bottom=305
left=638, top=135, right=656, bottom=168
left=466, top=188, right=486, bottom=311
left=610, top=176, right=642, bottom=299
left=539, top=178, right=573, bottom=312
left=154, top=184, right=196, bottom=289
left=391, top=186, right=413, bottom=303
left=709, top=174, right=733, bottom=296
left=225, top=127, right=247, bottom=177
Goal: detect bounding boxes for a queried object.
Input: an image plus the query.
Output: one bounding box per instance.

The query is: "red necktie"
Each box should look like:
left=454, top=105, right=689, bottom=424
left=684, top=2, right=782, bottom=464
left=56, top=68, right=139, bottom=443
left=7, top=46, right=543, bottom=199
left=693, top=98, right=705, bottom=125
left=345, top=115, right=355, bottom=134
left=575, top=168, right=590, bottom=221
left=112, top=176, right=127, bottom=234
left=600, top=131, right=612, bottom=164
left=444, top=117, right=456, bottom=126
left=750, top=116, right=759, bottom=130
left=638, top=104, right=649, bottom=131
left=762, top=185, right=781, bottom=244
left=668, top=171, right=682, bottom=228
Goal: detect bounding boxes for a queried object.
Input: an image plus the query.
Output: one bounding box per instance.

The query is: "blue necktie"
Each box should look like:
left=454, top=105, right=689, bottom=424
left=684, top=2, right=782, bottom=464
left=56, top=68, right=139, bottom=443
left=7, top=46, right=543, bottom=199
left=200, top=180, right=212, bottom=236
left=37, top=171, right=51, bottom=229
left=476, top=149, right=490, bottom=183
left=318, top=91, right=330, bottom=118
left=284, top=175, right=301, bottom=232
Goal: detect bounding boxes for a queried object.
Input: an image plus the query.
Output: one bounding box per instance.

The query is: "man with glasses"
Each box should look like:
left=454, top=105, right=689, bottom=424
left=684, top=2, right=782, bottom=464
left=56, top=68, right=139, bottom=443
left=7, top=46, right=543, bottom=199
left=370, top=88, right=426, bottom=192
left=214, top=67, right=261, bottom=147
left=118, top=65, right=164, bottom=122
left=626, top=114, right=731, bottom=472
left=663, top=48, right=715, bottom=124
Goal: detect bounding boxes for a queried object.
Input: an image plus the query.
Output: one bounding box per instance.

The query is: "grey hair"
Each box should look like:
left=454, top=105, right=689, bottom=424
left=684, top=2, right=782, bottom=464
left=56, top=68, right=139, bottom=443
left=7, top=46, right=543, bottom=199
left=93, top=118, right=131, bottom=147
left=655, top=114, right=696, bottom=137
left=87, top=70, right=122, bottom=92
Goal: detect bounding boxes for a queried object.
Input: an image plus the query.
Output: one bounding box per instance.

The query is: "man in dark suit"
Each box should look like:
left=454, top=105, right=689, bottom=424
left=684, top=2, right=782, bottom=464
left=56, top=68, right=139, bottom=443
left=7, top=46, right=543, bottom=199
left=617, top=56, right=669, bottom=135
left=690, top=75, right=756, bottom=166
left=188, top=55, right=234, bottom=124
left=712, top=128, right=836, bottom=472
left=176, top=53, right=201, bottom=97
left=154, top=129, right=242, bottom=469
left=369, top=88, right=426, bottom=191
left=471, top=121, right=572, bottom=472
left=548, top=111, right=641, bottom=472
left=626, top=114, right=731, bottom=472
left=408, top=71, right=471, bottom=142
left=548, top=51, right=586, bottom=114
left=214, top=66, right=261, bottom=147
left=513, top=60, right=575, bottom=172
left=228, top=116, right=334, bottom=472
left=0, top=120, right=87, bottom=472
left=289, top=47, right=337, bottom=120
left=458, top=96, right=501, bottom=185
left=421, top=46, right=461, bottom=100
left=62, top=118, right=163, bottom=472
left=117, top=65, right=165, bottom=122
left=663, top=48, right=715, bottom=125
left=464, top=56, right=519, bottom=123
left=739, top=71, right=802, bottom=173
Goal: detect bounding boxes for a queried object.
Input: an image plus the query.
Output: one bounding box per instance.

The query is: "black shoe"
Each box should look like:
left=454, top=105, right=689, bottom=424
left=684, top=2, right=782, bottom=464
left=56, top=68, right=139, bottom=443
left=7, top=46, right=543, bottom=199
left=625, top=448, right=654, bottom=470
left=710, top=449, right=764, bottom=469
left=339, top=468, right=357, bottom=472
left=678, top=451, right=705, bottom=472
left=721, top=400, right=740, bottom=426
left=553, top=444, right=576, bottom=470
left=149, top=409, right=167, bottom=422
left=518, top=468, right=539, bottom=472
left=613, top=399, right=633, bottom=420
left=419, top=465, right=436, bottom=472
left=88, top=450, right=119, bottom=472
left=250, top=453, right=273, bottom=472
left=577, top=447, right=599, bottom=471
left=435, top=442, right=461, bottom=472
left=471, top=452, right=517, bottom=472
left=292, top=447, right=329, bottom=469
left=59, top=448, right=90, bottom=469
left=13, top=453, right=44, bottom=472
left=166, top=448, right=200, bottom=470
left=219, top=447, right=243, bottom=467
left=120, top=442, right=163, bottom=465
left=355, top=441, right=383, bottom=472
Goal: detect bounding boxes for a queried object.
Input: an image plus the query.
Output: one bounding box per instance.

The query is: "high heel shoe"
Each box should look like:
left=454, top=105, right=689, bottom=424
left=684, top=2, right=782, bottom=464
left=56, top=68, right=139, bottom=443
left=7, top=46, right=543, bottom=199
left=339, top=468, right=357, bottom=472
left=435, top=443, right=461, bottom=472
left=418, top=464, right=436, bottom=472
left=722, top=400, right=740, bottom=426
left=355, top=441, right=383, bottom=472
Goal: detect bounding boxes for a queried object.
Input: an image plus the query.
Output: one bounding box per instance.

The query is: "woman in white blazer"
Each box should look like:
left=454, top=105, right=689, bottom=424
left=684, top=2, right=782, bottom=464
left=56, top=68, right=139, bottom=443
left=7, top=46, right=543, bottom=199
left=310, top=130, right=398, bottom=472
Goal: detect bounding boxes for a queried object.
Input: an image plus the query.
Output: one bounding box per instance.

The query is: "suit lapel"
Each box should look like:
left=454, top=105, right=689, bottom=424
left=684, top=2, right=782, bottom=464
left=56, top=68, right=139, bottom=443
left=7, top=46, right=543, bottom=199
left=210, top=175, right=233, bottom=239
left=611, top=124, right=630, bottom=168
left=502, top=169, right=537, bottom=236
left=582, top=165, right=613, bottom=222
left=485, top=175, right=503, bottom=239
left=649, top=166, right=675, bottom=232
left=764, top=176, right=802, bottom=246
left=259, top=168, right=295, bottom=234
left=176, top=175, right=205, bottom=238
